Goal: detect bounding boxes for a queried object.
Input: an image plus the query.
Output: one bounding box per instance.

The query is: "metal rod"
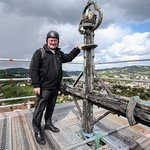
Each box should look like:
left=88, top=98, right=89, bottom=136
left=73, top=96, right=83, bottom=118
left=0, top=77, right=73, bottom=82
left=0, top=101, right=35, bottom=108
left=93, top=69, right=112, bottom=95
left=97, top=58, right=150, bottom=65
left=70, top=76, right=150, bottom=83
left=0, top=78, right=30, bottom=81
left=0, top=77, right=150, bottom=83
left=91, top=111, right=110, bottom=125
left=0, top=58, right=149, bottom=64
left=60, top=124, right=129, bottom=150
left=67, top=58, right=150, bottom=64
left=0, top=96, right=36, bottom=102
left=0, top=58, right=31, bottom=62
left=73, top=71, right=83, bottom=87
left=101, top=77, right=150, bottom=83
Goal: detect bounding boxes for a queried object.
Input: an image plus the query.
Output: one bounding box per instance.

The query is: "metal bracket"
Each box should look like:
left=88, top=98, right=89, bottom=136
left=126, top=96, right=140, bottom=126
left=81, top=44, right=98, bottom=50
left=91, top=111, right=110, bottom=125
left=81, top=130, right=94, bottom=139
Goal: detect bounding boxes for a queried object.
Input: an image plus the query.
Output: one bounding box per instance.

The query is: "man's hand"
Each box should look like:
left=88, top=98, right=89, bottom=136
left=34, top=87, right=40, bottom=95
left=78, top=44, right=84, bottom=50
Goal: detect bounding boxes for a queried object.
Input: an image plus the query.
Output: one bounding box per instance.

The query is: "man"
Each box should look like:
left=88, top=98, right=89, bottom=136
left=30, top=30, right=82, bottom=145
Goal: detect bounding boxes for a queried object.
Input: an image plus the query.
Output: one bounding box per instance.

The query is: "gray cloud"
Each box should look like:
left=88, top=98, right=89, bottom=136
left=1, top=0, right=150, bottom=25
left=0, top=0, right=86, bottom=24
left=0, top=0, right=150, bottom=70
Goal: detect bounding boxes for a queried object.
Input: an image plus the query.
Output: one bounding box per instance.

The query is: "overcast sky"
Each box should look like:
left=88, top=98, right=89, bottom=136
left=0, top=0, right=150, bottom=71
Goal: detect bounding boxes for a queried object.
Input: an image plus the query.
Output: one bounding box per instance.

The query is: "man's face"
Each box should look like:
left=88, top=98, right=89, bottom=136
left=47, top=38, right=58, bottom=49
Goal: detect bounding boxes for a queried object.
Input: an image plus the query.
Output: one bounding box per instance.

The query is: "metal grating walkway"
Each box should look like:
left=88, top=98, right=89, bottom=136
left=0, top=101, right=150, bottom=150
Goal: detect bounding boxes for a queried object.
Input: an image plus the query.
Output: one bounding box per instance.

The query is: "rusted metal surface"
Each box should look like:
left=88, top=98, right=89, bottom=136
left=77, top=0, right=103, bottom=136
left=62, top=0, right=150, bottom=134
left=65, top=85, right=150, bottom=126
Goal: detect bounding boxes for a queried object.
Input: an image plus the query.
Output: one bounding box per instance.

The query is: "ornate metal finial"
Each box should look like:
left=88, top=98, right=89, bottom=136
left=77, top=0, right=103, bottom=138
left=78, top=1, right=103, bottom=35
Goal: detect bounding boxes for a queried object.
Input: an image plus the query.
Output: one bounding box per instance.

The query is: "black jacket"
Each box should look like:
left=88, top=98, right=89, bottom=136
left=30, top=44, right=80, bottom=90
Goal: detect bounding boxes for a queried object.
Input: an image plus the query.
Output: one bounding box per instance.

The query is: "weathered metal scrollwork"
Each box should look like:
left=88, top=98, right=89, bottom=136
left=63, top=0, right=150, bottom=145
left=78, top=0, right=103, bottom=35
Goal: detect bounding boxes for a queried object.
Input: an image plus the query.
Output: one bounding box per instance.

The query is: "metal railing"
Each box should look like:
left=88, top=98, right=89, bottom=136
left=0, top=57, right=150, bottom=111
left=0, top=57, right=150, bottom=150
left=1, top=57, right=150, bottom=65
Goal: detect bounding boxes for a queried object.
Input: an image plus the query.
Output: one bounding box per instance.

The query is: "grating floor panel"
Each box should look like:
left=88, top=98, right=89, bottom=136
left=0, top=118, right=11, bottom=150
left=96, top=114, right=150, bottom=150
left=0, top=101, right=150, bottom=150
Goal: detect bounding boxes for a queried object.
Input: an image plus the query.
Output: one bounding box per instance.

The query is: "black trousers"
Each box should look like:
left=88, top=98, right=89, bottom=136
left=32, top=89, right=59, bottom=133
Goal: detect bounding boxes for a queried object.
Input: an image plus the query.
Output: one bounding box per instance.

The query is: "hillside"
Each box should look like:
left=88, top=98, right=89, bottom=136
left=0, top=68, right=70, bottom=77
left=66, top=65, right=150, bottom=76
left=0, top=65, right=150, bottom=77
left=0, top=68, right=29, bottom=73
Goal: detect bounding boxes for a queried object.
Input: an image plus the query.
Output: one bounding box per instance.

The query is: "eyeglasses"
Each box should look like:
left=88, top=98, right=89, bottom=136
left=48, top=39, right=58, bottom=43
